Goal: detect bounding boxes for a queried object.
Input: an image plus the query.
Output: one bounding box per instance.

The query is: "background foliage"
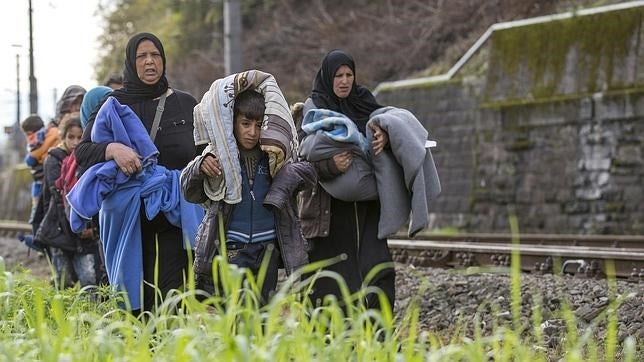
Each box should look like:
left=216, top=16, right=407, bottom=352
left=95, top=0, right=625, bottom=104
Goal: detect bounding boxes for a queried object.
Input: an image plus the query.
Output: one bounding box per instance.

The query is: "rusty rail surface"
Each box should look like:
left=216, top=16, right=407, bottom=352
left=0, top=220, right=31, bottom=236
left=389, top=233, right=644, bottom=280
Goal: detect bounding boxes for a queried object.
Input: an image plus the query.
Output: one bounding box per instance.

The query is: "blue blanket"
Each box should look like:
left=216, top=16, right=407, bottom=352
left=301, top=109, right=369, bottom=154
left=67, top=96, right=203, bottom=310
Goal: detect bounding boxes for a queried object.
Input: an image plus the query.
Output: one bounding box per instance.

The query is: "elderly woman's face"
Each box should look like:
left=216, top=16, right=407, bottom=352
left=135, top=40, right=163, bottom=85
left=333, top=65, right=354, bottom=98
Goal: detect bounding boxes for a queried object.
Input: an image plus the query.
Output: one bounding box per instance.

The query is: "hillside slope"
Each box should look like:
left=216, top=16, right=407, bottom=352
left=98, top=0, right=629, bottom=103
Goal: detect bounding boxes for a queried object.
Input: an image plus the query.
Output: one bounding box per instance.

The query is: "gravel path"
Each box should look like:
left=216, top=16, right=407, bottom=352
left=0, top=236, right=51, bottom=278
left=394, top=264, right=643, bottom=355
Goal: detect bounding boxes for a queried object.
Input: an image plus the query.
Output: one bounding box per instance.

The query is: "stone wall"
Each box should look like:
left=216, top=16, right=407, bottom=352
left=379, top=79, right=643, bottom=234
left=376, top=5, right=644, bottom=234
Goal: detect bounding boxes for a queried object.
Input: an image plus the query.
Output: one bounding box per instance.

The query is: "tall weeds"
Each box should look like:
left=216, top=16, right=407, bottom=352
left=0, top=245, right=638, bottom=361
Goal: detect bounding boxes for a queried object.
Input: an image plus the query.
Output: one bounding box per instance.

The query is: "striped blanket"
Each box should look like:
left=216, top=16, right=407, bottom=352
left=193, top=70, right=298, bottom=203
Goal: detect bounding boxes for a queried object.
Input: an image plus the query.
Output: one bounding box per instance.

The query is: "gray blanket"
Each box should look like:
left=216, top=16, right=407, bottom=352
left=367, top=107, right=441, bottom=238
left=299, top=131, right=378, bottom=201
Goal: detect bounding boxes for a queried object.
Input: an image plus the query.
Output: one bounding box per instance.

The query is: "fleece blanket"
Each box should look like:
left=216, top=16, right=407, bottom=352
left=67, top=96, right=203, bottom=310
left=299, top=109, right=377, bottom=201
left=366, top=107, right=441, bottom=238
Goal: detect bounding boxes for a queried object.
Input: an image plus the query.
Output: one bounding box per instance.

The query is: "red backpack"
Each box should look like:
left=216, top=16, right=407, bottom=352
left=55, top=152, right=79, bottom=213
left=55, top=152, right=97, bottom=240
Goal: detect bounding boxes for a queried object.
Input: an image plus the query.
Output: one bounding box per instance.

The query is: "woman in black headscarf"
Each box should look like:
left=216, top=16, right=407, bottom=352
left=299, top=50, right=395, bottom=312
left=75, top=32, right=202, bottom=312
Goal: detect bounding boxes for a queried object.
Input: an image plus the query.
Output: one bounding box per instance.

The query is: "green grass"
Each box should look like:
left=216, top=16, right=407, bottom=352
left=0, top=249, right=640, bottom=361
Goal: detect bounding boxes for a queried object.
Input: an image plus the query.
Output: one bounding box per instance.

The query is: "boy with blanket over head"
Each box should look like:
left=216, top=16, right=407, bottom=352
left=182, top=72, right=315, bottom=305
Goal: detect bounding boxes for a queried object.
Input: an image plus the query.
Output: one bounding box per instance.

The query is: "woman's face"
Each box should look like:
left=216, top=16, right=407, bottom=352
left=135, top=40, right=164, bottom=85
left=333, top=65, right=354, bottom=98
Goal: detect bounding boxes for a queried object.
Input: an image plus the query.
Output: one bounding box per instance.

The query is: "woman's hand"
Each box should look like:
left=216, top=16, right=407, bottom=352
left=200, top=153, right=222, bottom=177
left=333, top=151, right=353, bottom=172
left=369, top=124, right=389, bottom=155
left=106, top=142, right=142, bottom=176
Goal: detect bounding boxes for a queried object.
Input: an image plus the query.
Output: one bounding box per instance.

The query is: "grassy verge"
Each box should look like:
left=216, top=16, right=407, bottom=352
left=0, top=252, right=639, bottom=361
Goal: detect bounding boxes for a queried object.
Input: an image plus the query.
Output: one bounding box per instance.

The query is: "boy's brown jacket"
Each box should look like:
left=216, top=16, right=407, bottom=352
left=180, top=153, right=316, bottom=277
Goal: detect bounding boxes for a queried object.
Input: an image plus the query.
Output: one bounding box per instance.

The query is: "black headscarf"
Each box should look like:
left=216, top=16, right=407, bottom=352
left=311, top=50, right=381, bottom=131
left=111, top=32, right=169, bottom=105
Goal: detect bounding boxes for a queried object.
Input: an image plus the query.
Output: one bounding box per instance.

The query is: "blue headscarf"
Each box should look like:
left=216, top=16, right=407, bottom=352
left=80, top=86, right=112, bottom=129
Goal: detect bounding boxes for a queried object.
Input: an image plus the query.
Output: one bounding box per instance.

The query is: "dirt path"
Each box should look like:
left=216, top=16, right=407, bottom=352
left=0, top=236, right=51, bottom=279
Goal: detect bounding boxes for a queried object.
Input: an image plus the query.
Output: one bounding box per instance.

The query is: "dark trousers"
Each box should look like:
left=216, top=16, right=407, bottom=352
left=307, top=198, right=396, bottom=312
left=197, top=240, right=279, bottom=305
left=140, top=210, right=190, bottom=312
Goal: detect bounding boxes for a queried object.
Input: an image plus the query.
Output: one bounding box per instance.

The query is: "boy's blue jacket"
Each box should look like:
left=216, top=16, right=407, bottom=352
left=181, top=154, right=317, bottom=277
left=67, top=96, right=203, bottom=310
left=226, top=154, right=276, bottom=243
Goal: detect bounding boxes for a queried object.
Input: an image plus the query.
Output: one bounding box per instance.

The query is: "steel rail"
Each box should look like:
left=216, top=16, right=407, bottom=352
left=388, top=240, right=644, bottom=261
left=0, top=220, right=31, bottom=234
left=394, top=232, right=644, bottom=248
left=2, top=220, right=642, bottom=279
left=388, top=234, right=644, bottom=280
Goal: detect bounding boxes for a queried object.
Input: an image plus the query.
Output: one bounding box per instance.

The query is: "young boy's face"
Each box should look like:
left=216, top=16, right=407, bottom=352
left=234, top=114, right=262, bottom=151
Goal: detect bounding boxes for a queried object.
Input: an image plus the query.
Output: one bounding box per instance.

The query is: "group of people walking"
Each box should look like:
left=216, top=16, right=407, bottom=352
left=22, top=32, right=440, bottom=316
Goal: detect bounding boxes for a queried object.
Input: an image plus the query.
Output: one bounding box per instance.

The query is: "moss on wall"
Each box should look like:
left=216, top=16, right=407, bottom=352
left=11, top=165, right=32, bottom=185
left=482, top=84, right=644, bottom=109
left=505, top=138, right=535, bottom=152
left=372, top=6, right=644, bottom=235
left=486, top=6, right=643, bottom=102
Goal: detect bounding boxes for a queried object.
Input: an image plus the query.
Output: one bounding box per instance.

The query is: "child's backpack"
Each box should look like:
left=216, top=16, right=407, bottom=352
left=55, top=152, right=98, bottom=241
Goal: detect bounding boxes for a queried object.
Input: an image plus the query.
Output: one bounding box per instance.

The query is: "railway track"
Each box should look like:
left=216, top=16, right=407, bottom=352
left=0, top=220, right=31, bottom=235
left=389, top=233, right=644, bottom=280
left=3, top=220, right=643, bottom=280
